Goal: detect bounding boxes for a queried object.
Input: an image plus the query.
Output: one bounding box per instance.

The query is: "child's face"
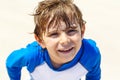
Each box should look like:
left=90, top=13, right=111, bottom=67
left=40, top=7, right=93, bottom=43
left=37, top=21, right=85, bottom=67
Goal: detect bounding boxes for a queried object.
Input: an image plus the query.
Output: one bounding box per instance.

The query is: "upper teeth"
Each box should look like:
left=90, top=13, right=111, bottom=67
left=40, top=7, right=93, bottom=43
left=60, top=48, right=72, bottom=51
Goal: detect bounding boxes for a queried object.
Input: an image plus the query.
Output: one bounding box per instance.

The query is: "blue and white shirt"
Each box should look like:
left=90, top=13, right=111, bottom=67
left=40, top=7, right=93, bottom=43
left=6, top=39, right=101, bottom=80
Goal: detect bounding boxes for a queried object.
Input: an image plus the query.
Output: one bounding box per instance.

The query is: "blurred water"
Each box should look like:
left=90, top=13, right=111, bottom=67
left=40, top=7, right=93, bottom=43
left=0, top=0, right=120, bottom=80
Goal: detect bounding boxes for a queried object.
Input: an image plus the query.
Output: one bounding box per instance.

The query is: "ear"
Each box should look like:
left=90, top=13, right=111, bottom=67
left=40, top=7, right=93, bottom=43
left=81, top=24, right=85, bottom=38
left=34, top=34, right=46, bottom=48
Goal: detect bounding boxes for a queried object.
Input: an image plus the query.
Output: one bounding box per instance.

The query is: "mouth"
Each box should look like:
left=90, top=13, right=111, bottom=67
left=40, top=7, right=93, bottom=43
left=58, top=47, right=74, bottom=54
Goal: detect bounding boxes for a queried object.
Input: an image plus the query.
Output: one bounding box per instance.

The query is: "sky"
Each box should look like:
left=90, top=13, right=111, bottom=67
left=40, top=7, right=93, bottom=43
left=0, top=0, right=120, bottom=80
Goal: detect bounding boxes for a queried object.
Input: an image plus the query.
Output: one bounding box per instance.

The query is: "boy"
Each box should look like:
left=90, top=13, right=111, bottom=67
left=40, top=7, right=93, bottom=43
left=6, top=0, right=101, bottom=80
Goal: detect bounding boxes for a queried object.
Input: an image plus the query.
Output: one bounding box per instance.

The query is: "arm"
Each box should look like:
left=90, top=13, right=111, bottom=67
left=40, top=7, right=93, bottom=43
left=81, top=39, right=101, bottom=80
left=6, top=41, right=43, bottom=80
left=6, top=49, right=28, bottom=80
left=86, top=53, right=101, bottom=80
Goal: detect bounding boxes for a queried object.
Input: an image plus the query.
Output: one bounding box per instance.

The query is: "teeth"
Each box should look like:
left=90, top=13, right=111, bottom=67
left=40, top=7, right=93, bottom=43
left=59, top=48, right=72, bottom=52
left=60, top=49, right=69, bottom=51
left=62, top=49, right=69, bottom=51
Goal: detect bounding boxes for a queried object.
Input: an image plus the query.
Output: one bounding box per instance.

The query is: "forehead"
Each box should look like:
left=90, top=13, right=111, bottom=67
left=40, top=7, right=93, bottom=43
left=46, top=20, right=79, bottom=32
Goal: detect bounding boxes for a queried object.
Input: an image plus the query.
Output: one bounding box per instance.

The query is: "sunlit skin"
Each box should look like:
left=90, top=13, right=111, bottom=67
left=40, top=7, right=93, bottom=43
left=35, top=21, right=85, bottom=68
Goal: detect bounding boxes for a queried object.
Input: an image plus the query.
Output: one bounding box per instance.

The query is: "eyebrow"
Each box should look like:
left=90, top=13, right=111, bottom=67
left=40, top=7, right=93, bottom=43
left=46, top=22, right=79, bottom=33
left=47, top=26, right=78, bottom=33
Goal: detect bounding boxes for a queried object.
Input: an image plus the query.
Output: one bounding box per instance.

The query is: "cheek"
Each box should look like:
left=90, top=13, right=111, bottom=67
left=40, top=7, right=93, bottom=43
left=72, top=32, right=82, bottom=41
left=72, top=34, right=82, bottom=46
left=44, top=38, right=58, bottom=49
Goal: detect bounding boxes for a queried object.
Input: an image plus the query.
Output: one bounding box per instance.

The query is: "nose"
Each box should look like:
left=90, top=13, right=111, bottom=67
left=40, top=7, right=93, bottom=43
left=59, top=33, right=70, bottom=46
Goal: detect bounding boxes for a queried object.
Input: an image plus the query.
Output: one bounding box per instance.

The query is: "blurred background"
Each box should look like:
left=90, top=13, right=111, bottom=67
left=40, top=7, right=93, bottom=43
left=0, top=0, right=120, bottom=80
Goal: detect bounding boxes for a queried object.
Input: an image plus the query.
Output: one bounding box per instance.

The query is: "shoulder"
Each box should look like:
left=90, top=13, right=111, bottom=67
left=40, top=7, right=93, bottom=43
left=25, top=41, right=46, bottom=72
left=82, top=38, right=101, bottom=58
left=7, top=41, right=42, bottom=60
left=6, top=41, right=45, bottom=72
left=80, top=39, right=101, bottom=71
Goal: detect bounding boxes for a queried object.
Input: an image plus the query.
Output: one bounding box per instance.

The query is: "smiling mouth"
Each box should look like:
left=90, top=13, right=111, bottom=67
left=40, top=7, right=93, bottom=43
left=58, top=47, right=73, bottom=54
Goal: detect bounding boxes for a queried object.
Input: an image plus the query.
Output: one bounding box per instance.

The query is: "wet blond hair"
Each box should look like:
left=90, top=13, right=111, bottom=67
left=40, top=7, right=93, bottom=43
left=33, top=0, right=85, bottom=40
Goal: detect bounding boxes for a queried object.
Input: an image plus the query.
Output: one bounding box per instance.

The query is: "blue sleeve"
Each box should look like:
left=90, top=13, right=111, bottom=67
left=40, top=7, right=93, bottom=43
left=6, top=41, right=43, bottom=80
left=6, top=48, right=28, bottom=80
left=80, top=39, right=101, bottom=80
left=86, top=53, right=101, bottom=80
left=85, top=39, right=101, bottom=80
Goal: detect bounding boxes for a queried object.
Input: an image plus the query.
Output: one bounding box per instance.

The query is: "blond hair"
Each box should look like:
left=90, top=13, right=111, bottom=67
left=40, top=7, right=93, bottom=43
left=33, top=0, right=84, bottom=40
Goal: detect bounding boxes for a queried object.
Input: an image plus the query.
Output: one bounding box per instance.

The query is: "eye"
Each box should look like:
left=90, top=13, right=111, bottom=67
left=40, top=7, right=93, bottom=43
left=67, top=29, right=78, bottom=36
left=48, top=32, right=59, bottom=38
